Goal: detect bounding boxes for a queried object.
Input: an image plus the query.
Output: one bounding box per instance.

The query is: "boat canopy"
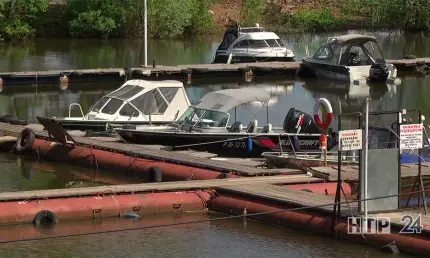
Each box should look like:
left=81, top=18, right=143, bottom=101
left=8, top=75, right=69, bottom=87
left=328, top=34, right=377, bottom=44
left=217, top=28, right=239, bottom=51
left=194, top=87, right=271, bottom=112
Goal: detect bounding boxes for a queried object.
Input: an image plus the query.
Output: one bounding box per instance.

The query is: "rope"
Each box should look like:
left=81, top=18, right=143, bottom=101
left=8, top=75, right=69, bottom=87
left=1, top=188, right=430, bottom=244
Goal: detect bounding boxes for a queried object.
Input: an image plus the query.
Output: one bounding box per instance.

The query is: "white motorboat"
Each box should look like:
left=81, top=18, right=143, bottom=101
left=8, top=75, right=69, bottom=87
left=39, top=79, right=191, bottom=132
left=212, top=24, right=295, bottom=64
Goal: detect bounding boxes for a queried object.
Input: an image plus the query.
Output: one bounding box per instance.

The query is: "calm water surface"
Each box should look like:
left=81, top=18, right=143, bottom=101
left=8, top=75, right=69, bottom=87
left=0, top=213, right=414, bottom=258
left=0, top=30, right=429, bottom=257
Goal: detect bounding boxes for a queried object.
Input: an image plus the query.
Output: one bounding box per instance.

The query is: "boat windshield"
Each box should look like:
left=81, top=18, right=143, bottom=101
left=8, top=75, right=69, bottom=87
left=176, top=107, right=229, bottom=128
left=362, top=41, right=385, bottom=63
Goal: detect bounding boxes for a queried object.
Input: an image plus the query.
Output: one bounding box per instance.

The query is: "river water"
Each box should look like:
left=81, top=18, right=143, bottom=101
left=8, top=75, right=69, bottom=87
left=0, top=30, right=428, bottom=257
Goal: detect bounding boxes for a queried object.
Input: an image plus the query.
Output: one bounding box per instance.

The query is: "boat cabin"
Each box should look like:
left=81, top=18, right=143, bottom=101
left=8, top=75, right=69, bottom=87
left=172, top=87, right=274, bottom=134
left=216, top=26, right=287, bottom=52
left=310, top=34, right=386, bottom=67
left=82, top=80, right=190, bottom=122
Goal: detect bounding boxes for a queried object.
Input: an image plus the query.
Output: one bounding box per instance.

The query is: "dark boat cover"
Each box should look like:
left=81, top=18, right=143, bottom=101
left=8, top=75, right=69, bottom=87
left=216, top=28, right=238, bottom=51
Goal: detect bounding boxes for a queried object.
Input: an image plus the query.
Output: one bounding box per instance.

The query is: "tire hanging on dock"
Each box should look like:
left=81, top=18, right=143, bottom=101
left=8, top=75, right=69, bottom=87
left=33, top=210, right=57, bottom=228
left=15, top=128, right=36, bottom=154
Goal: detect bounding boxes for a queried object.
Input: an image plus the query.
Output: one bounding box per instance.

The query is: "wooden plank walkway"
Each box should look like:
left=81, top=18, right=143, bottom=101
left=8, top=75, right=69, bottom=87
left=0, top=174, right=322, bottom=201
left=374, top=211, right=430, bottom=233
left=217, top=184, right=357, bottom=214
left=0, top=58, right=428, bottom=85
left=0, top=122, right=302, bottom=176
left=309, top=164, right=430, bottom=181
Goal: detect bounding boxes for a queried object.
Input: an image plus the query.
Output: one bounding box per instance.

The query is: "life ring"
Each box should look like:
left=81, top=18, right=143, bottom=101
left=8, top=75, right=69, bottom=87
left=313, top=98, right=333, bottom=130
left=15, top=128, right=35, bottom=154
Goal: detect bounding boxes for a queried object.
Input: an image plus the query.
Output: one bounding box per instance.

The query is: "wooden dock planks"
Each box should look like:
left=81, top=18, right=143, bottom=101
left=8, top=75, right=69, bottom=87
left=217, top=183, right=358, bottom=214
left=0, top=58, right=428, bottom=85
left=0, top=174, right=322, bottom=201
left=309, top=164, right=430, bottom=181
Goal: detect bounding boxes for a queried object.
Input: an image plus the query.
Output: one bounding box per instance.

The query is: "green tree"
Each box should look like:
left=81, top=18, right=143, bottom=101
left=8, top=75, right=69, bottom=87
left=67, top=0, right=125, bottom=38
left=0, top=0, right=49, bottom=40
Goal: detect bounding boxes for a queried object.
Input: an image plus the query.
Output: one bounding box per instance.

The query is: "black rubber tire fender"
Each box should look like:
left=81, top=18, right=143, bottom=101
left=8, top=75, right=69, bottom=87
left=15, top=128, right=36, bottom=154
left=33, top=210, right=57, bottom=228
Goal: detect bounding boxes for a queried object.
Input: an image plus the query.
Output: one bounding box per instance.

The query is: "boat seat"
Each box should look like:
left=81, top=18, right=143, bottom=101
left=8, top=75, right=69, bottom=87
left=229, top=121, right=243, bottom=132
left=246, top=119, right=258, bottom=133
left=262, top=123, right=273, bottom=133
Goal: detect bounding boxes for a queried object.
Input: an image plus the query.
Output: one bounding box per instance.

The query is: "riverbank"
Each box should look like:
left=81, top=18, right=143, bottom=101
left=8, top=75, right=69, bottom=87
left=1, top=0, right=428, bottom=41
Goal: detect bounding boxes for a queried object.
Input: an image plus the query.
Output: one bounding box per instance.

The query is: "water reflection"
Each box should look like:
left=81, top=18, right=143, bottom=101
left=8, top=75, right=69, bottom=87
left=0, top=31, right=428, bottom=72
left=0, top=213, right=413, bottom=258
left=0, top=153, right=140, bottom=192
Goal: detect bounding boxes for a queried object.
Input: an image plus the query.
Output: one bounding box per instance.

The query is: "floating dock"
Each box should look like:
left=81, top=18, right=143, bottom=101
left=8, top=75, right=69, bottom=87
left=0, top=121, right=309, bottom=180
left=0, top=58, right=429, bottom=86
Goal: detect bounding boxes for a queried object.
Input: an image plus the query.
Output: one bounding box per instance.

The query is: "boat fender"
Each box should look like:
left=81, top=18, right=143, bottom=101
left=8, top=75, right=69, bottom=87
left=33, top=210, right=57, bottom=228
left=292, top=135, right=300, bottom=152
left=0, top=115, right=13, bottom=122
left=15, top=128, right=36, bottom=154
left=247, top=137, right=253, bottom=152
left=120, top=211, right=141, bottom=219
left=313, top=98, right=333, bottom=130
left=9, top=119, right=29, bottom=126
left=148, top=166, right=162, bottom=182
left=300, top=189, right=313, bottom=193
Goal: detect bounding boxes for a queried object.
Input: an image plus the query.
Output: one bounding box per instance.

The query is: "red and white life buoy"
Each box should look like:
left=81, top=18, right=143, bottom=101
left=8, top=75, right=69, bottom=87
left=313, top=98, right=333, bottom=130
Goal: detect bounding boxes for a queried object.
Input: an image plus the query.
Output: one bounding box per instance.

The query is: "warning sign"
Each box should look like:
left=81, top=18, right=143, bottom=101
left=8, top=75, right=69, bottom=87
left=400, top=124, right=423, bottom=150
left=339, top=129, right=362, bottom=151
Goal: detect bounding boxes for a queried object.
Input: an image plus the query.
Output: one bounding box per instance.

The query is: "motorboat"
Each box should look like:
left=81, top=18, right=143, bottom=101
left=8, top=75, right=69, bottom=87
left=115, top=87, right=338, bottom=158
left=298, top=34, right=399, bottom=84
left=42, top=79, right=191, bottom=133
left=212, top=24, right=295, bottom=64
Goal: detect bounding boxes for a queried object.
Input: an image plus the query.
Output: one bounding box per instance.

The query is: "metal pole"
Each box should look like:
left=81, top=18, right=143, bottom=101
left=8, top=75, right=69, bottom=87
left=144, top=0, right=148, bottom=68
left=364, top=97, right=369, bottom=227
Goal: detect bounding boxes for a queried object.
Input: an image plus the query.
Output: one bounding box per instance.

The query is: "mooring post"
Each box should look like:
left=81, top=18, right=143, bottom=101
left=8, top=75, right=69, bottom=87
left=332, top=113, right=342, bottom=234
left=143, top=0, right=148, bottom=68
left=363, top=97, right=369, bottom=225
left=418, top=111, right=428, bottom=214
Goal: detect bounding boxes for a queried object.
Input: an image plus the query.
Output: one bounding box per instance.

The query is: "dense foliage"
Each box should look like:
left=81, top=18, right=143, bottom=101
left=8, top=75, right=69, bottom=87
left=0, top=0, right=49, bottom=40
left=0, top=0, right=429, bottom=40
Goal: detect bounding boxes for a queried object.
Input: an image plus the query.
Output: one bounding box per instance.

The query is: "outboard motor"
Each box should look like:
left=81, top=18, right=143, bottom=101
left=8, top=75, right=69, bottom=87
left=369, top=63, right=389, bottom=82
left=283, top=108, right=321, bottom=134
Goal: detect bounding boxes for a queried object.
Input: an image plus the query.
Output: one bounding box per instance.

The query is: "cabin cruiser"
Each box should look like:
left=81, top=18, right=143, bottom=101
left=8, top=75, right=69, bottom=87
left=115, top=87, right=337, bottom=158
left=42, top=79, right=191, bottom=132
left=298, top=34, right=399, bottom=84
left=212, top=24, right=295, bottom=64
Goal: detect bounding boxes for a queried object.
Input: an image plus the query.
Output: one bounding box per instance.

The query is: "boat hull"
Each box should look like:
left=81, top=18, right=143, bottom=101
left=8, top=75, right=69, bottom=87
left=115, top=129, right=330, bottom=158
left=55, top=119, right=171, bottom=132
left=212, top=54, right=294, bottom=64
